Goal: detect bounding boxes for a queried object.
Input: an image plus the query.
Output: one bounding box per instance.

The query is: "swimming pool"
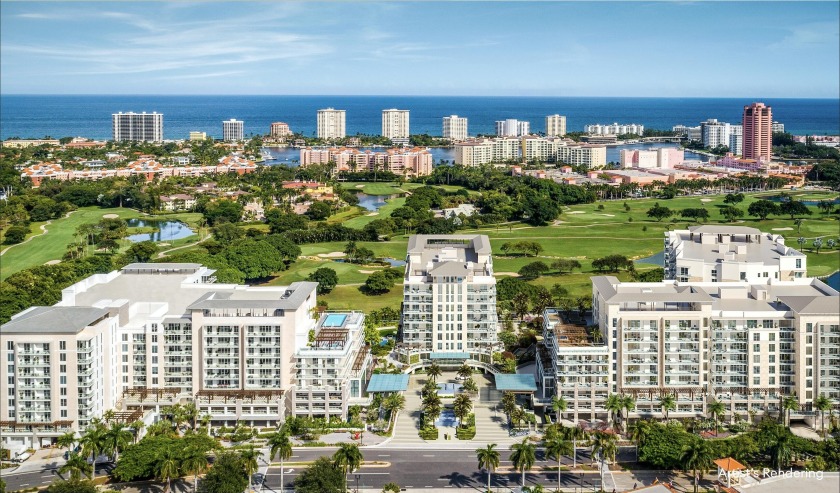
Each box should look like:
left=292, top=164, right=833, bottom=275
left=323, top=314, right=347, bottom=327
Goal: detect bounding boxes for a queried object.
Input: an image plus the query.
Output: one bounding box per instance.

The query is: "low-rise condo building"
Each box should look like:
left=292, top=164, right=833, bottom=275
left=664, top=226, right=807, bottom=283
left=442, top=115, right=468, bottom=141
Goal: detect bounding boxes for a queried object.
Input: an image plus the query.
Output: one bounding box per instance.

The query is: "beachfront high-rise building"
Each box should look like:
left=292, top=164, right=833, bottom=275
left=112, top=112, right=163, bottom=142
left=442, top=115, right=468, bottom=141
left=381, top=109, right=410, bottom=140
left=317, top=108, right=346, bottom=140
left=398, top=235, right=499, bottom=365
left=495, top=119, right=530, bottom=137
left=222, top=119, right=244, bottom=142
left=743, top=102, right=773, bottom=162
left=545, top=114, right=567, bottom=136
left=270, top=122, right=292, bottom=138
left=729, top=125, right=743, bottom=156
left=584, top=123, right=644, bottom=136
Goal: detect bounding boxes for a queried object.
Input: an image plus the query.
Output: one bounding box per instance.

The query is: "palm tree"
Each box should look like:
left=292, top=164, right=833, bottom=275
left=605, top=394, right=622, bottom=429
left=268, top=432, right=293, bottom=493
left=766, top=426, right=795, bottom=469
left=562, top=425, right=588, bottom=469
left=181, top=448, right=208, bottom=493
left=590, top=431, right=618, bottom=488
left=501, top=392, right=517, bottom=418
left=105, top=422, right=133, bottom=462
left=58, top=452, right=91, bottom=480
left=56, top=432, right=77, bottom=456
left=782, top=394, right=799, bottom=426
left=510, top=438, right=536, bottom=487
left=629, top=420, right=653, bottom=461
left=155, top=446, right=181, bottom=493
left=814, top=394, right=833, bottom=435
left=708, top=400, right=726, bottom=437
left=510, top=407, right=527, bottom=431
left=659, top=394, right=677, bottom=422
left=544, top=433, right=572, bottom=493
left=426, top=363, right=442, bottom=383
left=619, top=395, right=636, bottom=433
left=462, top=377, right=478, bottom=393
left=128, top=420, right=146, bottom=443
left=383, top=393, right=406, bottom=427
left=333, top=442, right=363, bottom=492
left=453, top=393, right=473, bottom=427
left=551, top=395, right=568, bottom=424
left=456, top=364, right=472, bottom=380
left=681, top=437, right=713, bottom=493
left=476, top=444, right=501, bottom=492
left=79, top=422, right=108, bottom=481
left=183, top=402, right=199, bottom=430
left=240, top=445, right=262, bottom=492
left=103, top=409, right=116, bottom=424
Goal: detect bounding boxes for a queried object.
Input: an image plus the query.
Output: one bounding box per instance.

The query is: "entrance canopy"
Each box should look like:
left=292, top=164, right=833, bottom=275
left=495, top=374, right=538, bottom=392
left=367, top=374, right=410, bottom=393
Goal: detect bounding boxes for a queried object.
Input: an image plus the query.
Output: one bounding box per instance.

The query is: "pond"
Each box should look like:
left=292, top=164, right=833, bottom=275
left=635, top=251, right=664, bottom=266
left=126, top=219, right=196, bottom=243
left=355, top=192, right=396, bottom=212
left=766, top=196, right=840, bottom=206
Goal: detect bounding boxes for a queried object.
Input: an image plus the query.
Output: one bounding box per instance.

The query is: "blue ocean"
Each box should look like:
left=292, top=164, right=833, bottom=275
left=1, top=95, right=838, bottom=141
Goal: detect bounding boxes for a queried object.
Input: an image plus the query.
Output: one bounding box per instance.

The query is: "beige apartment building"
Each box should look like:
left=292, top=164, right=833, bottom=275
left=538, top=276, right=839, bottom=426
left=0, top=263, right=370, bottom=450
left=545, top=114, right=567, bottom=137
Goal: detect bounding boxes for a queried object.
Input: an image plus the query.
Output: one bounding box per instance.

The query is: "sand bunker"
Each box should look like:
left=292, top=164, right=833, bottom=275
left=366, top=212, right=379, bottom=216
left=772, top=227, right=794, bottom=231
left=567, top=211, right=586, bottom=214
left=599, top=214, right=615, bottom=217
left=318, top=251, right=346, bottom=258
left=45, top=260, right=61, bottom=265
left=358, top=270, right=377, bottom=274
left=495, top=272, right=520, bottom=277
left=102, top=213, right=120, bottom=219
left=700, top=198, right=713, bottom=202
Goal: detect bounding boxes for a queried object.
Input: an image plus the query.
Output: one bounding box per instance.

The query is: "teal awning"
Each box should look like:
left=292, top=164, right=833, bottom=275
left=429, top=352, right=469, bottom=360
left=367, top=374, right=409, bottom=393
left=495, top=374, right=538, bottom=392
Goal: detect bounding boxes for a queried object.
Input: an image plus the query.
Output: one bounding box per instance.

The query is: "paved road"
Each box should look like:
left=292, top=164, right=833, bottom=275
left=1, top=463, right=113, bottom=491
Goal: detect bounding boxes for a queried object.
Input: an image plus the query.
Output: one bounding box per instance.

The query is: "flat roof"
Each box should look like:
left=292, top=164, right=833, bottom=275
left=367, top=374, right=409, bottom=393
left=1, top=306, right=109, bottom=334
left=495, top=373, right=538, bottom=392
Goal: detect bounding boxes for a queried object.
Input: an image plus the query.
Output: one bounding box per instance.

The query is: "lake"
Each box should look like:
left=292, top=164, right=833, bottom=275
left=126, top=219, right=196, bottom=243
left=355, top=193, right=394, bottom=212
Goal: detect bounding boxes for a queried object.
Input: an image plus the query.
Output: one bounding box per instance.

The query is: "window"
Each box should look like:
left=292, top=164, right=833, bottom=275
left=60, top=353, right=66, bottom=362
left=753, top=333, right=761, bottom=341
left=6, top=341, right=12, bottom=350
left=60, top=376, right=66, bottom=384
left=753, top=366, right=761, bottom=374
left=796, top=259, right=802, bottom=269
left=769, top=366, right=775, bottom=374
left=753, top=344, right=760, bottom=353
left=769, top=377, right=775, bottom=385
left=806, top=323, right=813, bottom=332
left=754, top=355, right=761, bottom=363
left=753, top=377, right=760, bottom=385
left=60, top=365, right=66, bottom=373
left=769, top=344, right=775, bottom=352
left=59, top=341, right=66, bottom=350
left=769, top=355, right=775, bottom=363
left=769, top=333, right=775, bottom=341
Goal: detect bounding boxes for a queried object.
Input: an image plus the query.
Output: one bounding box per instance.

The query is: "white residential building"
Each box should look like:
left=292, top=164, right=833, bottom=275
left=729, top=125, right=743, bottom=155
left=382, top=109, right=410, bottom=140
left=454, top=140, right=494, bottom=166
left=442, top=115, right=468, bottom=141
left=585, top=123, right=644, bottom=136
left=557, top=143, right=607, bottom=168
left=222, top=119, right=244, bottom=142
left=664, top=226, right=807, bottom=283
left=700, top=119, right=731, bottom=148
left=112, top=112, right=163, bottom=142
left=772, top=121, right=785, bottom=133
left=0, top=263, right=323, bottom=449
left=399, top=235, right=500, bottom=365
left=293, top=312, right=372, bottom=418
left=317, top=108, right=346, bottom=140
left=495, top=119, right=530, bottom=137
left=673, top=125, right=701, bottom=141
left=545, top=115, right=567, bottom=137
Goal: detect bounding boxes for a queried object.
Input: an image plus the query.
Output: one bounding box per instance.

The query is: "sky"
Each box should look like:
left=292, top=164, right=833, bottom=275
left=1, top=1, right=838, bottom=97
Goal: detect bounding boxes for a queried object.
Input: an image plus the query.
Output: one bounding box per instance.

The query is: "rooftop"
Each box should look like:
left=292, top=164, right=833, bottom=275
left=1, top=306, right=110, bottom=334
left=667, top=228, right=803, bottom=265
left=367, top=374, right=409, bottom=393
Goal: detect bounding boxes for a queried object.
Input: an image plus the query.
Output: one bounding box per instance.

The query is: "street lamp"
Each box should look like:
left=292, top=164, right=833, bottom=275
left=354, top=473, right=360, bottom=493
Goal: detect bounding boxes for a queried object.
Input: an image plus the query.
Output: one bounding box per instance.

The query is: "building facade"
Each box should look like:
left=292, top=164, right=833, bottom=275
left=399, top=235, right=500, bottom=364
left=495, top=119, right=530, bottom=137
left=729, top=125, right=743, bottom=156
left=584, top=123, right=644, bottom=136
left=317, top=108, right=346, bottom=140
left=538, top=276, right=840, bottom=424
left=222, top=119, right=244, bottom=142
left=112, top=112, right=163, bottom=142
left=299, top=146, right=433, bottom=176
left=382, top=109, right=410, bottom=140
left=0, top=264, right=369, bottom=449
left=270, top=122, right=292, bottom=138
left=189, top=131, right=207, bottom=141
left=700, top=119, right=731, bottom=149
left=442, top=115, right=468, bottom=141
left=664, top=226, right=807, bottom=283
left=619, top=148, right=684, bottom=169
left=743, top=102, right=773, bottom=162
left=545, top=115, right=567, bottom=137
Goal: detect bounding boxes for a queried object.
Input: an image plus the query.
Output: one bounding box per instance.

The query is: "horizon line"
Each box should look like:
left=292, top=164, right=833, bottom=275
left=2, top=93, right=839, bottom=100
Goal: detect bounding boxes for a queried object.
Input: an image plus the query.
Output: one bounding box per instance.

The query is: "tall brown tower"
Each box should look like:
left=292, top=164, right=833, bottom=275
left=742, top=102, right=772, bottom=162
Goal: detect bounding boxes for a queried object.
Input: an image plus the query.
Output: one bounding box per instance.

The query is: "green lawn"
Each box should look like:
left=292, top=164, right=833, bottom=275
left=264, top=258, right=387, bottom=286
left=343, top=197, right=407, bottom=229
left=1, top=207, right=144, bottom=280
left=341, top=182, right=409, bottom=196
left=318, top=284, right=403, bottom=311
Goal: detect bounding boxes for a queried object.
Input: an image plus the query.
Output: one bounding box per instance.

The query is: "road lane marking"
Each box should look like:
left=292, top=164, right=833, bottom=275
left=378, top=454, right=390, bottom=457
